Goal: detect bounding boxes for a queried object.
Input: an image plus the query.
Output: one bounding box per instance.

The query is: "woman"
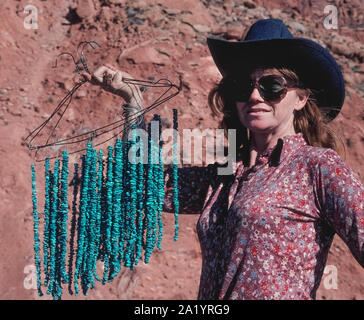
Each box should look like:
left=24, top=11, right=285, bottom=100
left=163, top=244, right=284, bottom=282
left=84, top=19, right=364, bottom=300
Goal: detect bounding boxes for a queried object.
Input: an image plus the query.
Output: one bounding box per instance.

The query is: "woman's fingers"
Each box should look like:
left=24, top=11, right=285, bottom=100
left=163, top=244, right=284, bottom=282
left=92, top=65, right=133, bottom=85
left=113, top=70, right=123, bottom=85
left=105, top=63, right=117, bottom=71
left=112, top=71, right=132, bottom=92
left=85, top=65, right=143, bottom=104
left=92, top=66, right=115, bottom=84
left=80, top=71, right=91, bottom=81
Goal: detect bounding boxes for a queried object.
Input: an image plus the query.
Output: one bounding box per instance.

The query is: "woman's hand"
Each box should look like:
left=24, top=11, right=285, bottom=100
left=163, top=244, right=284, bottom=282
left=82, top=64, right=146, bottom=137
left=81, top=64, right=143, bottom=106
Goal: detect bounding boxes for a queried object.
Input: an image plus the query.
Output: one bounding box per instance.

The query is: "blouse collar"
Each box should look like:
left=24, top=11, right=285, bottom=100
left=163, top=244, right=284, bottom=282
left=238, top=132, right=307, bottom=167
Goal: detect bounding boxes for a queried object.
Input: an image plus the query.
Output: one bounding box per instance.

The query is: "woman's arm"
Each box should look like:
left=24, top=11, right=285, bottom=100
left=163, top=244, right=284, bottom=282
left=163, top=164, right=217, bottom=214
left=314, top=148, right=364, bottom=267
left=84, top=65, right=217, bottom=215
left=81, top=64, right=145, bottom=137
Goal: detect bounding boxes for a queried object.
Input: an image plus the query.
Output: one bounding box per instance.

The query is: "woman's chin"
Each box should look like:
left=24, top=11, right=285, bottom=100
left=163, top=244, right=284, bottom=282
left=244, top=120, right=275, bottom=132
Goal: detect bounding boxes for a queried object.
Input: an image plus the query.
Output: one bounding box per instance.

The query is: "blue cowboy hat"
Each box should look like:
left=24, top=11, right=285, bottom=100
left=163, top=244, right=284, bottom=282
left=207, top=18, right=345, bottom=121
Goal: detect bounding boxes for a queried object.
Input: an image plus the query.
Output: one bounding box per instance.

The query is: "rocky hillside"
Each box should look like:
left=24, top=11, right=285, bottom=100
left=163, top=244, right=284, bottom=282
left=0, top=0, right=363, bottom=300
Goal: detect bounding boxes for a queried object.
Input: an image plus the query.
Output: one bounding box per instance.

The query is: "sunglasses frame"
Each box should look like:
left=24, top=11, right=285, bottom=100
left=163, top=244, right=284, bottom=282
left=230, top=74, right=299, bottom=103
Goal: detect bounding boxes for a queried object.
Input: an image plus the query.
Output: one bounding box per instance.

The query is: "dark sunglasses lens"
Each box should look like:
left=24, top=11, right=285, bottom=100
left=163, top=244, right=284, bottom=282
left=231, top=78, right=253, bottom=102
left=259, top=76, right=286, bottom=100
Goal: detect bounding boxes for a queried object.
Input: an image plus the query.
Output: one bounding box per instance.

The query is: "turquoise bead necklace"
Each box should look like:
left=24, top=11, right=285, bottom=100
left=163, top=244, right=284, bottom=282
left=30, top=110, right=180, bottom=299
left=31, top=164, right=43, bottom=297
left=173, top=109, right=180, bottom=241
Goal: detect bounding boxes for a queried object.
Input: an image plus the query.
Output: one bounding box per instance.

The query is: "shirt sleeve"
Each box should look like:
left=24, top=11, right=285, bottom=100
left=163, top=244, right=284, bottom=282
left=163, top=163, right=217, bottom=214
left=314, top=148, right=364, bottom=267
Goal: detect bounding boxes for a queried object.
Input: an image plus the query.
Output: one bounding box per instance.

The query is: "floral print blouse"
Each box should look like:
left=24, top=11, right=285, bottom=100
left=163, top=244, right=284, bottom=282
left=163, top=133, right=364, bottom=300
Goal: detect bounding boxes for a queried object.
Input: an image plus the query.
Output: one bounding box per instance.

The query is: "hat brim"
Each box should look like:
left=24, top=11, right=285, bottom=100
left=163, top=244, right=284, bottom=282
left=207, top=37, right=345, bottom=121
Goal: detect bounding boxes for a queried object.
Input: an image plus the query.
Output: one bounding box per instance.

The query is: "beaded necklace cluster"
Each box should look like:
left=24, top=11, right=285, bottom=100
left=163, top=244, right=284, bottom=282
left=30, top=111, right=179, bottom=299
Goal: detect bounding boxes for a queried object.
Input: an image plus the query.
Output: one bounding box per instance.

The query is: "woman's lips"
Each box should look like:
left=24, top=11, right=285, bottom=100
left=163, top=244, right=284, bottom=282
left=246, top=108, right=271, bottom=115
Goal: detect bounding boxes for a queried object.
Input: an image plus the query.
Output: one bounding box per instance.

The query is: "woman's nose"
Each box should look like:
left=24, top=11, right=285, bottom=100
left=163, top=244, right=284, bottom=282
left=249, top=87, right=264, bottom=102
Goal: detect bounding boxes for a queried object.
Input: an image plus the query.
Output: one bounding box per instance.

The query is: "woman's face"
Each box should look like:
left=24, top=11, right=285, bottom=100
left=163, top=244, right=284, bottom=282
left=236, top=67, right=307, bottom=135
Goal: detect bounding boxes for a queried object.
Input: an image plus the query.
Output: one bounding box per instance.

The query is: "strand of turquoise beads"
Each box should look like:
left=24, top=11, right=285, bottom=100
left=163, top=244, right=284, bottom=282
left=29, top=110, right=179, bottom=299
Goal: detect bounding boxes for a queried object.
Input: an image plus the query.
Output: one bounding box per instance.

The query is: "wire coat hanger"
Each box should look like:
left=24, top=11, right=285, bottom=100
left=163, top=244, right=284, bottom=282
left=24, top=41, right=182, bottom=161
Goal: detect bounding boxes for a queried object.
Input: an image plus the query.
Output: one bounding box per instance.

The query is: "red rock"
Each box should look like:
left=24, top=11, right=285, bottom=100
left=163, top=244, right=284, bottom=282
left=243, top=0, right=256, bottom=9
left=225, top=21, right=244, bottom=40
left=192, top=24, right=211, bottom=33
left=145, top=6, right=166, bottom=28
left=118, top=41, right=172, bottom=66
left=177, top=20, right=196, bottom=38
left=76, top=0, right=96, bottom=20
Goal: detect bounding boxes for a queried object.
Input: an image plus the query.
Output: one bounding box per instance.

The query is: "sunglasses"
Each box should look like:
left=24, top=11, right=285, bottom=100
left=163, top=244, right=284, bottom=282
left=227, top=74, right=299, bottom=102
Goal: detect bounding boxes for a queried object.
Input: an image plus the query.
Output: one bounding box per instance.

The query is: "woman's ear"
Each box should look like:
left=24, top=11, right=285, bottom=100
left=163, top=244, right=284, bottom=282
left=294, top=90, right=310, bottom=111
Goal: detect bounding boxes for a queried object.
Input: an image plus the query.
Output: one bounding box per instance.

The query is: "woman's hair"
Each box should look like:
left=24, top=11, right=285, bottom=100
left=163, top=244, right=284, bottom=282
left=208, top=66, right=344, bottom=157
